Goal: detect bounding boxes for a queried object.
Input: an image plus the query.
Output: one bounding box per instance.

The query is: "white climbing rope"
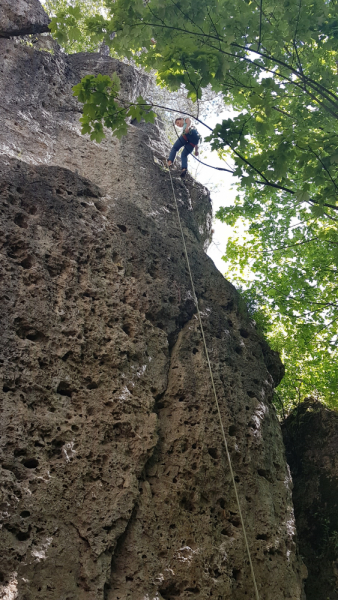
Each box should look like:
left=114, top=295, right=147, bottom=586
left=168, top=167, right=261, bottom=600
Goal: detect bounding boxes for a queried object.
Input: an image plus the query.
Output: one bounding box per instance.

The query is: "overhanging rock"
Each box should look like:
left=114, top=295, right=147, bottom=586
left=0, top=0, right=49, bottom=37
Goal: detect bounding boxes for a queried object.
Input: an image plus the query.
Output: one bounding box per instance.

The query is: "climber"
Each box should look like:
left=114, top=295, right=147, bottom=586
left=167, top=117, right=200, bottom=178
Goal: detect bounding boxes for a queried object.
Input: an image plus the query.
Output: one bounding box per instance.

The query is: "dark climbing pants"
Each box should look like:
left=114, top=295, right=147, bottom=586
left=168, top=133, right=198, bottom=170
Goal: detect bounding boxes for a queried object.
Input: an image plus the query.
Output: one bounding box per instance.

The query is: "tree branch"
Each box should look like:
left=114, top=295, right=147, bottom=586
left=258, top=0, right=263, bottom=51
left=307, top=198, right=338, bottom=212
left=262, top=237, right=319, bottom=253
left=307, top=145, right=338, bottom=193
left=131, top=20, right=338, bottom=110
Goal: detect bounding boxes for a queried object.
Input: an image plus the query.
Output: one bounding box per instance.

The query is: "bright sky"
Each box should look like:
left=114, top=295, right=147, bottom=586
left=189, top=112, right=240, bottom=274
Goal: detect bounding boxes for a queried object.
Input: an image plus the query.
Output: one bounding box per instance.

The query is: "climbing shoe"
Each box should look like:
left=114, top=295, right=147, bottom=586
left=180, top=169, right=187, bottom=179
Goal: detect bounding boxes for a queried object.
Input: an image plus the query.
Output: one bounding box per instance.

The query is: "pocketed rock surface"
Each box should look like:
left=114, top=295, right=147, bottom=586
left=0, top=16, right=306, bottom=600
left=283, top=400, right=338, bottom=600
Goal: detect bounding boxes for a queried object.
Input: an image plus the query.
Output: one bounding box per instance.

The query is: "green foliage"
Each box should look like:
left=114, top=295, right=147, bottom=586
left=72, top=73, right=156, bottom=141
left=47, top=0, right=338, bottom=411
left=238, top=287, right=338, bottom=412
left=45, top=0, right=108, bottom=53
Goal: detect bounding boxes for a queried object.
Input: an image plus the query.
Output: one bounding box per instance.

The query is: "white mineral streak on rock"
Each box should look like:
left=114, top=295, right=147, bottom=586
left=199, top=308, right=212, bottom=317
left=31, top=537, right=53, bottom=562
left=62, top=441, right=76, bottom=463
left=175, top=546, right=200, bottom=563
left=118, top=386, right=131, bottom=401
left=0, top=573, right=18, bottom=600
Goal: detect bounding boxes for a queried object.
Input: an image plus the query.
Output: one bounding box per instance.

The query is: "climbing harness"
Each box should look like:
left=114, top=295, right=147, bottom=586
left=182, top=133, right=197, bottom=148
left=168, top=167, right=261, bottom=600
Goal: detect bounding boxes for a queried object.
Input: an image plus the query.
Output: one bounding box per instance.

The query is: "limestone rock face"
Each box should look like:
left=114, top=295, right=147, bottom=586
left=283, top=400, right=338, bottom=600
left=0, top=0, right=49, bottom=37
left=0, top=25, right=306, bottom=600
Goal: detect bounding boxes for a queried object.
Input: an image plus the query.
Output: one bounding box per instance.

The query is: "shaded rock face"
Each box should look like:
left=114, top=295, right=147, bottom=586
left=0, top=0, right=49, bottom=37
left=283, top=400, right=338, bottom=600
left=0, top=20, right=306, bottom=600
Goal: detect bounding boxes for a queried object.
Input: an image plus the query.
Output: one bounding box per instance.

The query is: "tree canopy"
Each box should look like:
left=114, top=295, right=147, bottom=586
left=47, top=0, right=338, bottom=412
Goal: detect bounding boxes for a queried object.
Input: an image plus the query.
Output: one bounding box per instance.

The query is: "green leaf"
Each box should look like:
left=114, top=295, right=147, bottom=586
left=83, top=103, right=97, bottom=118
left=81, top=123, right=92, bottom=135
left=91, top=129, right=106, bottom=142
left=296, top=190, right=310, bottom=203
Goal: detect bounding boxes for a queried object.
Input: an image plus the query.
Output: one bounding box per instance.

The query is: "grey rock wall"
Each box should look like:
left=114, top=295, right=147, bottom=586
left=0, top=0, right=49, bottom=37
left=0, top=24, right=306, bottom=600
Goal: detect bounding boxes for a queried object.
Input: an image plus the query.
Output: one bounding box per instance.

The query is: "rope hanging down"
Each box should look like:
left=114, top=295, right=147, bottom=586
left=168, top=167, right=261, bottom=600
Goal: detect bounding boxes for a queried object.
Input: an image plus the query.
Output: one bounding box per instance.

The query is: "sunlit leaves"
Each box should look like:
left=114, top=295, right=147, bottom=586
left=46, top=0, right=108, bottom=52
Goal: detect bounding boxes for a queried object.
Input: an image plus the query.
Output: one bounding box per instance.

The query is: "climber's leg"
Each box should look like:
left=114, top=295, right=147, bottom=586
left=168, top=137, right=185, bottom=166
left=180, top=145, right=194, bottom=176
